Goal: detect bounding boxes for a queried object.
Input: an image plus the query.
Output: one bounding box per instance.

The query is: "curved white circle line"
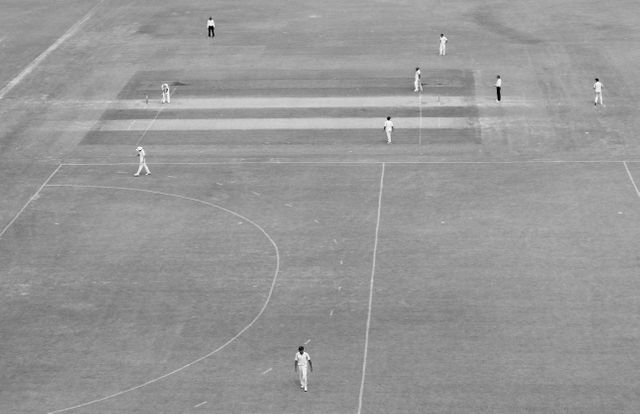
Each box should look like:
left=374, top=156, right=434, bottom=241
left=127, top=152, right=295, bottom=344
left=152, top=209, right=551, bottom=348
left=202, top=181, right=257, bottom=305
left=45, top=184, right=280, bottom=414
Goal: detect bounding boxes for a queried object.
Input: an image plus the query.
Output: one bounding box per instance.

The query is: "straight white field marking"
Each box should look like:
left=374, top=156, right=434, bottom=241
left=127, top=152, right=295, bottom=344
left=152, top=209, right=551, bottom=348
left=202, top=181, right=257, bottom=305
left=0, top=164, right=61, bottom=239
left=304, top=339, right=311, bottom=345
left=262, top=367, right=272, bottom=375
left=135, top=85, right=178, bottom=146
left=0, top=1, right=103, bottom=101
left=357, top=162, right=385, bottom=414
left=193, top=401, right=207, bottom=408
left=418, top=92, right=423, bottom=146
left=93, top=117, right=472, bottom=132
left=623, top=161, right=640, bottom=198
left=79, top=95, right=475, bottom=110
left=23, top=95, right=533, bottom=110
left=135, top=106, right=163, bottom=146
left=46, top=184, right=280, bottom=414
left=60, top=160, right=631, bottom=167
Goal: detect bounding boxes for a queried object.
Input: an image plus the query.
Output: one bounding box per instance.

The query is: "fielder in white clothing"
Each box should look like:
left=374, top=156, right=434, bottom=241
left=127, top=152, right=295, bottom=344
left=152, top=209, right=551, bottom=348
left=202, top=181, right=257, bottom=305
left=593, top=78, right=604, bottom=106
left=383, top=116, right=394, bottom=144
left=294, top=346, right=312, bottom=392
left=161, top=83, right=170, bottom=104
left=207, top=16, right=215, bottom=37
left=439, top=34, right=448, bottom=55
left=414, top=67, right=423, bottom=92
left=134, top=146, right=151, bottom=176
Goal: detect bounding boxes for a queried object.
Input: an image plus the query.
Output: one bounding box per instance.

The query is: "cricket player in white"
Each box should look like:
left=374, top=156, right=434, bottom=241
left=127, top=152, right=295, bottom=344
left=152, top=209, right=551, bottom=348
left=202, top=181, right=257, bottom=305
left=134, top=146, right=151, bottom=176
left=207, top=16, right=215, bottom=37
left=294, top=346, right=312, bottom=392
left=161, top=83, right=170, bottom=104
left=383, top=116, right=394, bottom=144
left=593, top=78, right=604, bottom=106
left=414, top=67, right=423, bottom=92
left=439, top=34, right=448, bottom=55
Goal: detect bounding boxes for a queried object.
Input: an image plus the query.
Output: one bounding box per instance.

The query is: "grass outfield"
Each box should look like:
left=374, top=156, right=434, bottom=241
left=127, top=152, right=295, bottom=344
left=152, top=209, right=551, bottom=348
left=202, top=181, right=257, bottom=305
left=3, top=162, right=640, bottom=413
left=2, top=0, right=640, bottom=413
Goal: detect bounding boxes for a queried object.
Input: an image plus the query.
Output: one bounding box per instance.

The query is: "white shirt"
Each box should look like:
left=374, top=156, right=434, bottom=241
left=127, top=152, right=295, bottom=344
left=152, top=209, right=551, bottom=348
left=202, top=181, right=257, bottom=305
left=440, top=36, right=447, bottom=45
left=495, top=78, right=502, bottom=87
left=137, top=148, right=146, bottom=162
left=415, top=69, right=421, bottom=81
left=384, top=120, right=394, bottom=131
left=594, top=81, right=603, bottom=93
left=207, top=18, right=215, bottom=28
left=295, top=352, right=311, bottom=368
left=162, top=84, right=169, bottom=92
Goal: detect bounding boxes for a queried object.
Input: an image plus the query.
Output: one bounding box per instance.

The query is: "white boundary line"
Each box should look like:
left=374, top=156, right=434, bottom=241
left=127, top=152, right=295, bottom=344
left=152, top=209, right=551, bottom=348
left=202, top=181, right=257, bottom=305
left=0, top=1, right=104, bottom=101
left=623, top=161, right=640, bottom=198
left=46, top=184, right=280, bottom=414
left=0, top=164, right=61, bottom=239
left=59, top=160, right=640, bottom=166
left=356, top=162, right=385, bottom=414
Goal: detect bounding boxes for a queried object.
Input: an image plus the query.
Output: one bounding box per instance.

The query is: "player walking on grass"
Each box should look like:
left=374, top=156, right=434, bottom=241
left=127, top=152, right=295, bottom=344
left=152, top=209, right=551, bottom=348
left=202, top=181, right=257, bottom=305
left=414, top=67, right=423, bottom=92
left=439, top=33, right=448, bottom=55
left=383, top=116, right=394, bottom=144
left=134, top=146, right=151, bottom=176
left=594, top=78, right=604, bottom=106
left=294, top=346, right=312, bottom=392
left=495, top=75, right=502, bottom=102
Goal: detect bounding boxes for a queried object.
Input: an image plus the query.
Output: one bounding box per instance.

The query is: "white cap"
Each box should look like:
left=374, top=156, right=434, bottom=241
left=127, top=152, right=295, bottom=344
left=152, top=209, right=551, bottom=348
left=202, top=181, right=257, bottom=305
left=136, top=146, right=143, bottom=151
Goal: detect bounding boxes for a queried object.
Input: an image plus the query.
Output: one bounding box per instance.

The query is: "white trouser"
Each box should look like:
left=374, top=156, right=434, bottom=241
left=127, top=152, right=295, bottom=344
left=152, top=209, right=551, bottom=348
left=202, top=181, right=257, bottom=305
left=439, top=43, right=446, bottom=55
left=595, top=91, right=603, bottom=105
left=162, top=91, right=170, bottom=103
left=385, top=130, right=392, bottom=143
left=414, top=79, right=422, bottom=92
left=136, top=161, right=150, bottom=175
left=298, top=366, right=308, bottom=389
